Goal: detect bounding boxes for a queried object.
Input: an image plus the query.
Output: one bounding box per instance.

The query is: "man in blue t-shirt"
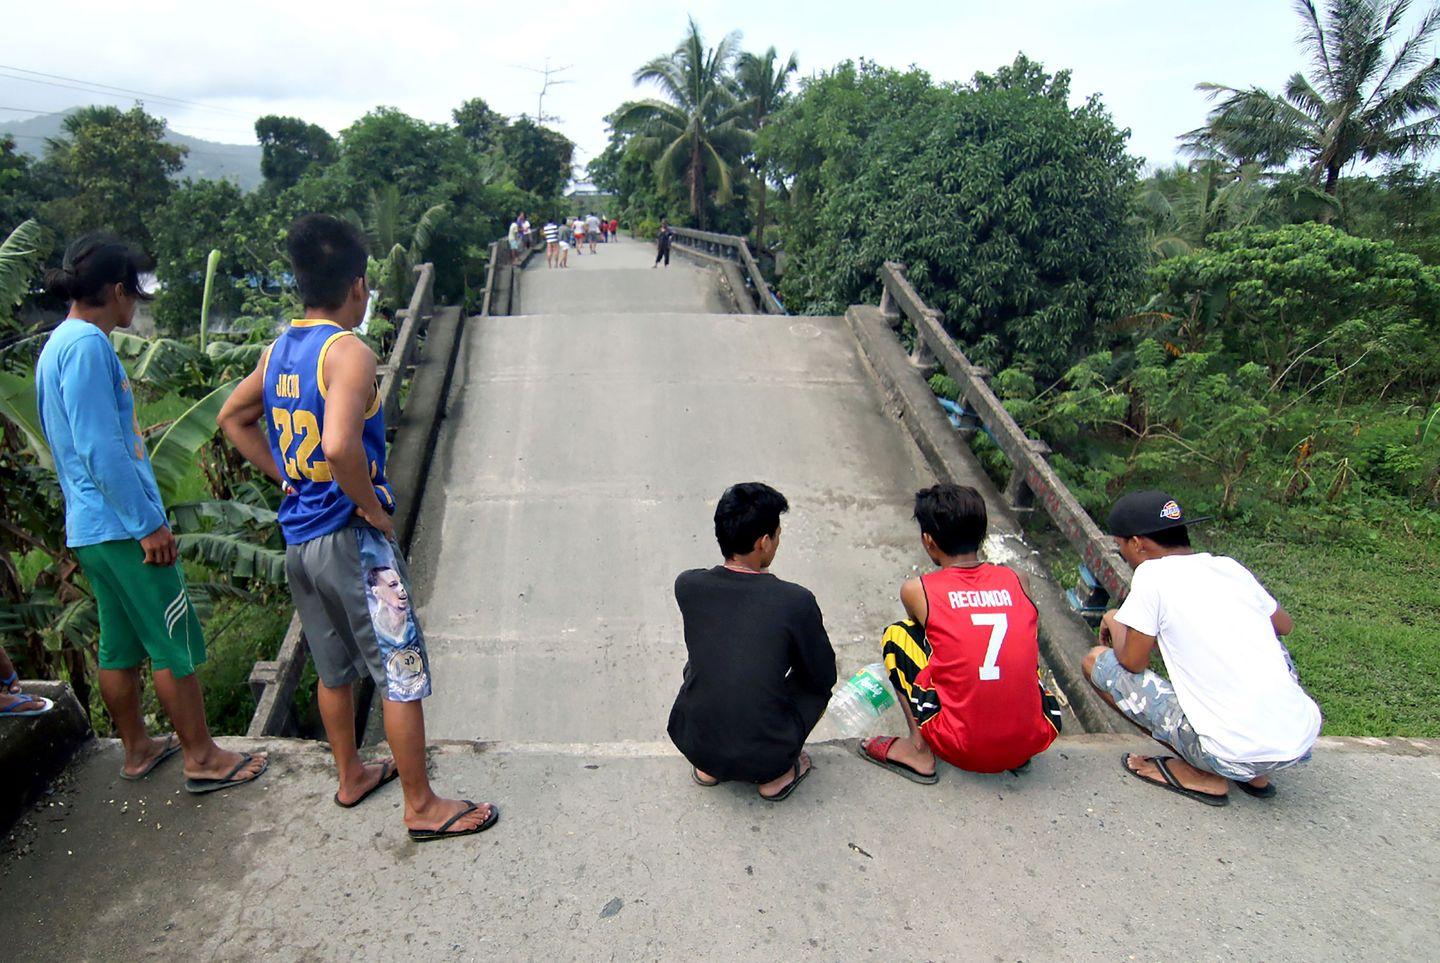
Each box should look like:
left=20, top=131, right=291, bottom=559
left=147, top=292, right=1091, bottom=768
left=36, top=233, right=267, bottom=792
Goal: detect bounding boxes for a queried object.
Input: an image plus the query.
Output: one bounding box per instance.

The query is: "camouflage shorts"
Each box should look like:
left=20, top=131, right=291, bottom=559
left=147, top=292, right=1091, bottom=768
left=1090, top=649, right=1309, bottom=783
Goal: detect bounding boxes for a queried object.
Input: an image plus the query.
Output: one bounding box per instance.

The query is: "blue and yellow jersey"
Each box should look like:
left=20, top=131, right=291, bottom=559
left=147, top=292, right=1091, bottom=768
left=262, top=319, right=393, bottom=545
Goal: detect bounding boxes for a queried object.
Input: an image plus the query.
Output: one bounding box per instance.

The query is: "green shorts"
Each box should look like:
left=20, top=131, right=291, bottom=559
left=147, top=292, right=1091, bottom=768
left=75, top=539, right=206, bottom=678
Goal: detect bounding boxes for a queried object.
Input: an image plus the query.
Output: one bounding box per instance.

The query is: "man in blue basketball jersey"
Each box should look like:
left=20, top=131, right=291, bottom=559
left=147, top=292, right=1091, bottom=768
left=219, top=214, right=497, bottom=841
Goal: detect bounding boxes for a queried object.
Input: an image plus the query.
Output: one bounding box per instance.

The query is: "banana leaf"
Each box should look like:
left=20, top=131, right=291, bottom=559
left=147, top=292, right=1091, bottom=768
left=175, top=531, right=286, bottom=583
left=111, top=332, right=205, bottom=389
left=169, top=499, right=278, bottom=531
left=147, top=379, right=237, bottom=503
left=0, top=367, right=54, bottom=470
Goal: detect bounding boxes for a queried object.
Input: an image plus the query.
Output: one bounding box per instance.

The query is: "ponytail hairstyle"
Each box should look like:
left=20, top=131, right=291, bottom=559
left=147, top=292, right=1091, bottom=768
left=43, top=232, right=153, bottom=306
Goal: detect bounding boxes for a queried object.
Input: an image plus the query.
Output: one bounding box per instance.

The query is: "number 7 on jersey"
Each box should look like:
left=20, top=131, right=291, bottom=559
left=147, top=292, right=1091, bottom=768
left=971, top=613, right=1007, bottom=681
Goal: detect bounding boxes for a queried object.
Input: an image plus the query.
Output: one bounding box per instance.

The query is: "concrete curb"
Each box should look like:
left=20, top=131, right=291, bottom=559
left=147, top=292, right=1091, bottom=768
left=0, top=680, right=92, bottom=831
left=844, top=304, right=1122, bottom=733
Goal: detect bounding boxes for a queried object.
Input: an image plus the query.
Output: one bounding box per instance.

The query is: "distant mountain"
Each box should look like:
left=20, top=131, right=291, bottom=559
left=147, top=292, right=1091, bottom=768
left=0, top=109, right=263, bottom=191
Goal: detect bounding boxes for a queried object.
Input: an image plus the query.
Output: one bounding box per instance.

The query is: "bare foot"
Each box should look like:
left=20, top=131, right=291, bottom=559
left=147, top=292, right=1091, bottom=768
left=336, top=758, right=394, bottom=806
left=759, top=751, right=812, bottom=799
left=406, top=797, right=494, bottom=833
left=184, top=748, right=269, bottom=783
left=122, top=733, right=178, bottom=778
left=1126, top=754, right=1227, bottom=796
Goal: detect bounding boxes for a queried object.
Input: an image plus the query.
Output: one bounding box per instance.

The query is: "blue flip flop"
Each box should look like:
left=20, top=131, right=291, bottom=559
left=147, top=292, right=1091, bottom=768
left=0, top=694, right=54, bottom=718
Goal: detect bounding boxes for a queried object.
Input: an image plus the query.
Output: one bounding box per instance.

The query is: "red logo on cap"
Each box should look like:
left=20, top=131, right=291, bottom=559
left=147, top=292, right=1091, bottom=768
left=1160, top=500, right=1182, bottom=520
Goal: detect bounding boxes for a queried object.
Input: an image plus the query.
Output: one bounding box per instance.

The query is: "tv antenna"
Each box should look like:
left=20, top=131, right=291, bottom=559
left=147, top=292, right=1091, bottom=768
left=512, top=60, right=572, bottom=124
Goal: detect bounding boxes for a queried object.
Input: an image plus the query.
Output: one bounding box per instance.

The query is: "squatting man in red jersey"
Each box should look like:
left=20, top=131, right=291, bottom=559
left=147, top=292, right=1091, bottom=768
left=860, top=484, right=1062, bottom=782
left=1082, top=490, right=1321, bottom=807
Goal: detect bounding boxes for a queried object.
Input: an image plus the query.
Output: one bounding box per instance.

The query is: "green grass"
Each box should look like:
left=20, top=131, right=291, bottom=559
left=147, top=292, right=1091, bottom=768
left=1210, top=522, right=1440, bottom=737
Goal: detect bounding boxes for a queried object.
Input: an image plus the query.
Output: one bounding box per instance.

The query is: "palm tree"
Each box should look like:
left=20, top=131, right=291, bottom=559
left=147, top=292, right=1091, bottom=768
left=1135, top=162, right=1279, bottom=261
left=735, top=47, right=798, bottom=248
left=356, top=185, right=445, bottom=306
left=1184, top=0, right=1440, bottom=217
left=612, top=18, right=751, bottom=228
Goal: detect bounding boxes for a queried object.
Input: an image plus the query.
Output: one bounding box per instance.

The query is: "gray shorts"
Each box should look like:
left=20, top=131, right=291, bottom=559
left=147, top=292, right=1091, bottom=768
left=1090, top=649, right=1309, bottom=782
left=286, top=522, right=433, bottom=702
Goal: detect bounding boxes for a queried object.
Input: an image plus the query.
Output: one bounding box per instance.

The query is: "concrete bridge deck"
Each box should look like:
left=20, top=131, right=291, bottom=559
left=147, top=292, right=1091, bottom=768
left=3, top=237, right=1438, bottom=960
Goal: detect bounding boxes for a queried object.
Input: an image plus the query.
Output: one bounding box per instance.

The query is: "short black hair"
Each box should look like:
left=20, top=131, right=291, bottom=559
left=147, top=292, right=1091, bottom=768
left=286, top=213, right=368, bottom=310
left=913, top=483, right=987, bottom=555
left=1146, top=525, right=1191, bottom=548
left=43, top=232, right=152, bottom=306
left=714, top=482, right=788, bottom=558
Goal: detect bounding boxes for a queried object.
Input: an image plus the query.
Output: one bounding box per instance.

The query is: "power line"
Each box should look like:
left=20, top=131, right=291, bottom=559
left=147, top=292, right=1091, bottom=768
left=0, top=63, right=250, bottom=118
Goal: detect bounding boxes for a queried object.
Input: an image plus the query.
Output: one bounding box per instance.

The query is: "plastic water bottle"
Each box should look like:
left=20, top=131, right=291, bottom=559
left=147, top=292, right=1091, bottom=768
left=826, top=663, right=897, bottom=737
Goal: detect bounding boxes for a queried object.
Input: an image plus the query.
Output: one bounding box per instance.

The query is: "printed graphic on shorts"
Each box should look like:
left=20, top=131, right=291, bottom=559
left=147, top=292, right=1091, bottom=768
left=357, top=528, right=432, bottom=701
left=163, top=584, right=191, bottom=638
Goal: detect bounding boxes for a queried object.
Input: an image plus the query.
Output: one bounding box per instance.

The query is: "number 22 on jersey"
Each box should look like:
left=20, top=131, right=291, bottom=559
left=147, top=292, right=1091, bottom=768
left=271, top=407, right=332, bottom=482
left=972, top=613, right=1007, bottom=681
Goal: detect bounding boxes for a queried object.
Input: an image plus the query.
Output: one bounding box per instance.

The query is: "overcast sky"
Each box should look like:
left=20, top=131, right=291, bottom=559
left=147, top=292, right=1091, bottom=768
left=1, top=1, right=1429, bottom=179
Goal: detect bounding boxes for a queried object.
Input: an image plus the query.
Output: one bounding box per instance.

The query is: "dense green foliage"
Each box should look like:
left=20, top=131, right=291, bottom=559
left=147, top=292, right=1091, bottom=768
left=255, top=114, right=337, bottom=189
left=763, top=57, right=1145, bottom=377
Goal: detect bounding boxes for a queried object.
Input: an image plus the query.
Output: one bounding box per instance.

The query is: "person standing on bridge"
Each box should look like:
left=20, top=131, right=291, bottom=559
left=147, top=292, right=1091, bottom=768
left=35, top=234, right=268, bottom=790
left=668, top=483, right=836, bottom=801
left=859, top=485, right=1060, bottom=783
left=1082, top=490, right=1321, bottom=807
left=653, top=218, right=674, bottom=268
left=586, top=212, right=601, bottom=253
left=543, top=218, right=560, bottom=268
left=219, top=214, right=498, bottom=841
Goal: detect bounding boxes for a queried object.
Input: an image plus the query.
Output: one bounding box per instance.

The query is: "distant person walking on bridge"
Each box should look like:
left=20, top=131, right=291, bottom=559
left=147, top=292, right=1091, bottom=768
left=572, top=216, right=586, bottom=255
left=586, top=213, right=601, bottom=253
left=668, top=483, right=836, bottom=801
left=36, top=233, right=268, bottom=791
left=609, top=216, right=619, bottom=241
left=653, top=218, right=674, bottom=268
left=219, top=214, right=498, bottom=841
left=507, top=217, right=522, bottom=266
left=543, top=218, right=560, bottom=268
left=859, top=485, right=1060, bottom=783
left=1082, top=490, right=1321, bottom=807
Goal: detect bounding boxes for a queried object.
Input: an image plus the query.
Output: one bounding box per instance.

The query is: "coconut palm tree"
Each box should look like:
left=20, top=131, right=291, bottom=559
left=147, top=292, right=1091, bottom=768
left=736, top=47, right=798, bottom=248
left=357, top=185, right=445, bottom=307
left=1184, top=0, right=1440, bottom=218
left=612, top=18, right=751, bottom=228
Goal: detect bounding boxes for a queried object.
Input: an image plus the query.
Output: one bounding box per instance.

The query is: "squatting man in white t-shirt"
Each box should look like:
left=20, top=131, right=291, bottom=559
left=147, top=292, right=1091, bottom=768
left=1081, top=489, right=1322, bottom=807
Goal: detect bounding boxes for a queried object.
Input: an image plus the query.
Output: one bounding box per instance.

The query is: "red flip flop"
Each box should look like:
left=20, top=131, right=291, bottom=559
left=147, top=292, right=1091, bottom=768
left=858, top=736, right=939, bottom=785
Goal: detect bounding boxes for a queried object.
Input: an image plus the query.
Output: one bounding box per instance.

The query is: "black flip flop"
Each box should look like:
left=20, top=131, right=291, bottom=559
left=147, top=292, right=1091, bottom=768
left=1122, top=753, right=1228, bottom=807
left=691, top=767, right=722, bottom=788
left=334, top=760, right=400, bottom=808
left=408, top=800, right=500, bottom=842
left=185, top=752, right=269, bottom=795
left=759, top=757, right=813, bottom=802
left=120, top=734, right=181, bottom=781
left=1234, top=778, right=1278, bottom=799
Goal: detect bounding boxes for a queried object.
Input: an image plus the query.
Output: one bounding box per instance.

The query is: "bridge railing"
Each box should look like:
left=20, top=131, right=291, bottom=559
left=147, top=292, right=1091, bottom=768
left=247, top=262, right=437, bottom=738
left=668, top=227, right=784, bottom=315
left=873, top=261, right=1133, bottom=611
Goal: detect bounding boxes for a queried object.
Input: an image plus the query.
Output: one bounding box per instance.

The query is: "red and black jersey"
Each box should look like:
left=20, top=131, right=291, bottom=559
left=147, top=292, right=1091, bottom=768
left=917, top=564, right=1057, bottom=772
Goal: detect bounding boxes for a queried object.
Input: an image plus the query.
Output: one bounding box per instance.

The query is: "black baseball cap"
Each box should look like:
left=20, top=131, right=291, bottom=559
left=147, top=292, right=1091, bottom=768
left=1107, top=490, right=1211, bottom=538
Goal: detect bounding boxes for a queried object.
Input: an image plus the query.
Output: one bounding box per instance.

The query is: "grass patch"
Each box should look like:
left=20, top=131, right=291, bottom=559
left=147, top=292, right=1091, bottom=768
left=1209, top=521, right=1440, bottom=737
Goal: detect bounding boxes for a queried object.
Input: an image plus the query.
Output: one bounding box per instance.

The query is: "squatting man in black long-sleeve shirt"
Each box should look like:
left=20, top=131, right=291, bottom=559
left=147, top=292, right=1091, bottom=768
left=667, top=483, right=838, bottom=801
